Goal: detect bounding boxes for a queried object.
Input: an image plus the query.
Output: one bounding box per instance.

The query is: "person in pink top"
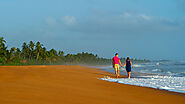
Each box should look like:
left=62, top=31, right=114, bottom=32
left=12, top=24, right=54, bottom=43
left=112, top=53, right=123, bottom=78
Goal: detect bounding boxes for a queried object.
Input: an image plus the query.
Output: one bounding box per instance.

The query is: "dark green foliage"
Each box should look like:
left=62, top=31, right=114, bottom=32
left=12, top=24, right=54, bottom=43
left=0, top=37, right=8, bottom=64
left=0, top=37, right=150, bottom=65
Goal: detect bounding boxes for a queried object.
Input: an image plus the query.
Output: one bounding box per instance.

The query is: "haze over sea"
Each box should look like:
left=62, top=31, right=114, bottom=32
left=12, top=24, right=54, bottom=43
left=99, top=60, right=185, bottom=93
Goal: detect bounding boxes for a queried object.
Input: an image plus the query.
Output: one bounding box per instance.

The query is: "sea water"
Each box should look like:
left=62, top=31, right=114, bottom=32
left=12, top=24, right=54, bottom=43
left=98, top=60, right=185, bottom=93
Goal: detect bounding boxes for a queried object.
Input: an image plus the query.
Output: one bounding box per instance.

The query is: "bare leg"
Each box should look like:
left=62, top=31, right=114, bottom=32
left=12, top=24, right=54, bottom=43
left=115, top=65, right=119, bottom=78
left=128, top=72, right=131, bottom=78
left=115, top=70, right=118, bottom=78
left=117, top=69, right=120, bottom=78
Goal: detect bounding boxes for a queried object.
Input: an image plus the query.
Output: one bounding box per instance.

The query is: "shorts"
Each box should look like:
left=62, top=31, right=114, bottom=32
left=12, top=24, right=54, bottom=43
left=114, top=64, right=119, bottom=72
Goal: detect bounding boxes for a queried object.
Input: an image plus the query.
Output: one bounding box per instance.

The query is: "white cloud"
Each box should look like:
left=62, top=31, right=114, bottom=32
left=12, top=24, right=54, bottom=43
left=139, top=14, right=151, bottom=20
left=41, top=12, right=184, bottom=38
left=122, top=12, right=131, bottom=18
left=120, top=12, right=152, bottom=22
left=61, top=16, right=76, bottom=25
left=45, top=17, right=57, bottom=26
left=70, top=12, right=182, bottom=35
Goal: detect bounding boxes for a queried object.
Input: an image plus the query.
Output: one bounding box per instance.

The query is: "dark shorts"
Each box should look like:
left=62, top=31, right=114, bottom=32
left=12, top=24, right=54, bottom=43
left=126, top=67, right=131, bottom=72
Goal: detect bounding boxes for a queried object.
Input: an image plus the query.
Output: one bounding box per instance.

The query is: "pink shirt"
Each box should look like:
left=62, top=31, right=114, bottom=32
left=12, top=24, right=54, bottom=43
left=112, top=56, right=120, bottom=64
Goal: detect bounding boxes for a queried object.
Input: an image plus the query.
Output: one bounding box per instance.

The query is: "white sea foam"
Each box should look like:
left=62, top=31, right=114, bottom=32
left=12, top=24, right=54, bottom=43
left=133, top=64, right=144, bottom=67
left=152, top=69, right=161, bottom=72
left=156, top=62, right=160, bottom=66
left=100, top=75, right=185, bottom=93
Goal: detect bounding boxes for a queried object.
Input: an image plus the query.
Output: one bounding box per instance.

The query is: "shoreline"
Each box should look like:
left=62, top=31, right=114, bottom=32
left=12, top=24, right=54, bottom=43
left=0, top=65, right=184, bottom=104
left=93, top=66, right=185, bottom=95
left=97, top=65, right=185, bottom=94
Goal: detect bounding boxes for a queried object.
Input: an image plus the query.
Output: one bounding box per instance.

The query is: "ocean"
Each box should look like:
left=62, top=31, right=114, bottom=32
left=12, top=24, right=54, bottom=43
left=98, top=60, right=185, bottom=93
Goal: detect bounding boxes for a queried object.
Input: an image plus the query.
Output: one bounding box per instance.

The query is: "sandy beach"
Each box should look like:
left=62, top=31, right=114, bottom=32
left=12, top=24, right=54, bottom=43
left=0, top=65, right=184, bottom=104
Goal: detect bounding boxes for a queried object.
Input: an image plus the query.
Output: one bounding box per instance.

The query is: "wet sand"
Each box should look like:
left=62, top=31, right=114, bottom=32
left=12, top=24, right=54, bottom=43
left=0, top=65, right=184, bottom=104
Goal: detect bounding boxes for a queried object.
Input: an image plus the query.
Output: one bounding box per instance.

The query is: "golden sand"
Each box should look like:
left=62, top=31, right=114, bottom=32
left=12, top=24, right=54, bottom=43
left=0, top=65, right=184, bottom=104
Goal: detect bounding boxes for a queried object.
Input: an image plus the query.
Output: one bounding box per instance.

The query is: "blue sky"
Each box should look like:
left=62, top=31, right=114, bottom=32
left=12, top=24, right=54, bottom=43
left=1, top=0, right=185, bottom=60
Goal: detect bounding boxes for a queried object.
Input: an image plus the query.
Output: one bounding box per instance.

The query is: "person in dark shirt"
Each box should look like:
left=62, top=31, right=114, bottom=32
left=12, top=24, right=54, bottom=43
left=122, top=57, right=133, bottom=78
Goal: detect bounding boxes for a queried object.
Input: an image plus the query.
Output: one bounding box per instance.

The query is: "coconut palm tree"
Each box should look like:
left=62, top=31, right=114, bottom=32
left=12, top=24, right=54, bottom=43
left=58, top=50, right=64, bottom=57
left=15, top=48, right=21, bottom=59
left=35, top=42, right=43, bottom=60
left=28, top=41, right=35, bottom=60
left=0, top=37, right=6, bottom=48
left=40, top=47, right=47, bottom=60
left=22, top=42, right=29, bottom=59
left=8, top=47, right=16, bottom=61
left=0, top=37, right=7, bottom=64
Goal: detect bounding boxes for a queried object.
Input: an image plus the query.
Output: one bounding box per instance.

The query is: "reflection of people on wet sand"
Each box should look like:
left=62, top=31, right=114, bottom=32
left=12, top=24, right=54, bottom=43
left=112, top=53, right=123, bottom=78
left=122, top=57, right=133, bottom=78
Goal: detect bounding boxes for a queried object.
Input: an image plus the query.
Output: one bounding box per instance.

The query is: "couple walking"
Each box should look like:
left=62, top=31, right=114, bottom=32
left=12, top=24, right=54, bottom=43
left=112, top=53, right=133, bottom=78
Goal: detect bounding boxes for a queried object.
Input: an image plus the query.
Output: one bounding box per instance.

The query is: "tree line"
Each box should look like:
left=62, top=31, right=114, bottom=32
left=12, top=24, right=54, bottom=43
left=0, top=37, right=149, bottom=65
left=0, top=37, right=112, bottom=65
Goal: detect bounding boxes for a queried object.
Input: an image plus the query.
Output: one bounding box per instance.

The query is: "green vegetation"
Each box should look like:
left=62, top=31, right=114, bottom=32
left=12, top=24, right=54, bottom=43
left=0, top=37, right=149, bottom=66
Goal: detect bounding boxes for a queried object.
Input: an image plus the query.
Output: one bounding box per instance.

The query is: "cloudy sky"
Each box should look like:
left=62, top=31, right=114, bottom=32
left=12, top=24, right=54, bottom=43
left=1, top=0, right=185, bottom=60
